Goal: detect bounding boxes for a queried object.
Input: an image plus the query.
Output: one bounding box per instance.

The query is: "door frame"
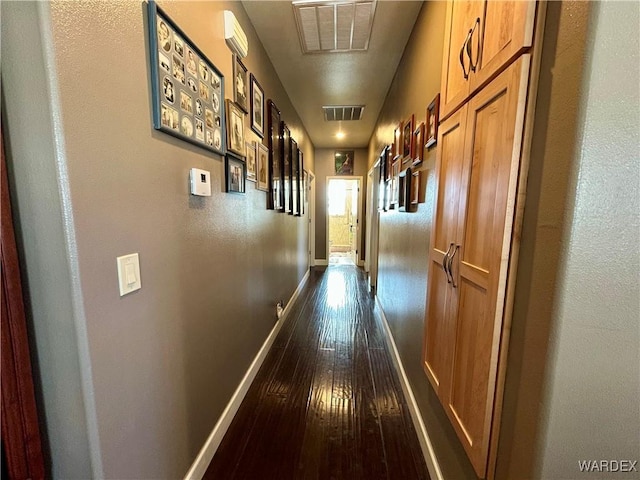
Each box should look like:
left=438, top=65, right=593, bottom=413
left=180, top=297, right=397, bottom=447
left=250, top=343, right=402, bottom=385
left=308, top=171, right=315, bottom=267
left=325, top=176, right=363, bottom=266
left=366, top=162, right=380, bottom=290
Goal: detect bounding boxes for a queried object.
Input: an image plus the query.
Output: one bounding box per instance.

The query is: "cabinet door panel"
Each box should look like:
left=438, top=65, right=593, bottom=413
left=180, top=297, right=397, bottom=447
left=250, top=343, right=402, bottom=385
left=423, top=256, right=453, bottom=392
left=432, top=107, right=466, bottom=253
left=471, top=1, right=536, bottom=93
left=423, top=106, right=467, bottom=393
left=446, top=56, right=529, bottom=478
left=441, top=1, right=484, bottom=119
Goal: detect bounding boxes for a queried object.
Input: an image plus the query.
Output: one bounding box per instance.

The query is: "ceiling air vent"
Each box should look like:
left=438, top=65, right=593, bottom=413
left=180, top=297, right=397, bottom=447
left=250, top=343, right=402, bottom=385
left=292, top=1, right=377, bottom=53
left=323, top=105, right=365, bottom=121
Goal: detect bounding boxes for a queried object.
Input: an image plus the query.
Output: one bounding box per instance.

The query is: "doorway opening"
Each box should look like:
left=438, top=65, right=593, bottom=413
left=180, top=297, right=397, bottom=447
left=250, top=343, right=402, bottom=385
left=327, top=177, right=361, bottom=266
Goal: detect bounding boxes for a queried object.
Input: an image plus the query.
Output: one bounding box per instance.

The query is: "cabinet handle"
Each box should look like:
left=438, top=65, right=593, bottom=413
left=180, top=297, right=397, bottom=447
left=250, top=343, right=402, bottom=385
left=467, top=17, right=480, bottom=72
left=442, top=243, right=454, bottom=283
left=459, top=30, right=472, bottom=80
left=448, top=244, right=460, bottom=288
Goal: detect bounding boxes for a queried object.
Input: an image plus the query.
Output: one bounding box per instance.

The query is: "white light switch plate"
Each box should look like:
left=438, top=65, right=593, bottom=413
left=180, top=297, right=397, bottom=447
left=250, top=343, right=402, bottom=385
left=117, top=253, right=141, bottom=296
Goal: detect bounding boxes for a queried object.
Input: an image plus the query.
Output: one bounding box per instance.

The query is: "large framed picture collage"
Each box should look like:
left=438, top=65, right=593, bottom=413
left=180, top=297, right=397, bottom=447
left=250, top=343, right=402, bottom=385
left=148, top=1, right=225, bottom=155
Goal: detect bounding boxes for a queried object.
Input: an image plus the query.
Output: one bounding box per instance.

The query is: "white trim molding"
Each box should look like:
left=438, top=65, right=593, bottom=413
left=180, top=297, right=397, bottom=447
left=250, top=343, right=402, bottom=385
left=375, top=296, right=444, bottom=480
left=184, top=269, right=311, bottom=480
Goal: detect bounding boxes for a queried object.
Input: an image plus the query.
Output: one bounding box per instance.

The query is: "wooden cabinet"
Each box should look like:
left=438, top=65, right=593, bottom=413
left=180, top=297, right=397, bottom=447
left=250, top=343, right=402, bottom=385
left=423, top=56, right=531, bottom=478
left=440, top=0, right=536, bottom=120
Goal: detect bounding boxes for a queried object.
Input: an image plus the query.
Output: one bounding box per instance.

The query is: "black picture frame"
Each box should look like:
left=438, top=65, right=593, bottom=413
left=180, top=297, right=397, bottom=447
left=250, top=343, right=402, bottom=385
left=225, top=152, right=246, bottom=194
left=399, top=166, right=412, bottom=212
left=267, top=100, right=282, bottom=210
left=281, top=122, right=291, bottom=214
left=147, top=0, right=225, bottom=155
left=233, top=55, right=248, bottom=113
left=250, top=74, right=265, bottom=138
left=291, top=139, right=300, bottom=216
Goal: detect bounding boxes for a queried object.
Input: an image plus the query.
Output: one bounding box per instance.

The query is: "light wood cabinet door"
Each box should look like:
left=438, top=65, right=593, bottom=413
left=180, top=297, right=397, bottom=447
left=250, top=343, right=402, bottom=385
left=440, top=1, right=483, bottom=120
left=444, top=56, right=530, bottom=478
left=469, top=1, right=536, bottom=93
left=440, top=0, right=536, bottom=120
left=423, top=106, right=467, bottom=395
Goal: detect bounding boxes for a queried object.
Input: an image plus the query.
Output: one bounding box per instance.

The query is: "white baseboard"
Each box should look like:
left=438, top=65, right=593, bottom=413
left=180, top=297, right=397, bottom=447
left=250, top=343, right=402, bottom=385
left=314, top=258, right=328, bottom=266
left=184, top=269, right=311, bottom=480
left=375, top=296, right=444, bottom=480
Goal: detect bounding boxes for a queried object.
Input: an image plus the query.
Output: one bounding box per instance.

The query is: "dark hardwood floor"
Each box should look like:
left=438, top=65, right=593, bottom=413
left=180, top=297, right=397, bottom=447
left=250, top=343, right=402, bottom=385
left=204, top=265, right=429, bottom=480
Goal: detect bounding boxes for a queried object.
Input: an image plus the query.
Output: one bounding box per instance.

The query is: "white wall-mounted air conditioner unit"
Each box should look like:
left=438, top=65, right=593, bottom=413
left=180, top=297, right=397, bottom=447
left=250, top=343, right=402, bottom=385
left=224, top=10, right=248, bottom=59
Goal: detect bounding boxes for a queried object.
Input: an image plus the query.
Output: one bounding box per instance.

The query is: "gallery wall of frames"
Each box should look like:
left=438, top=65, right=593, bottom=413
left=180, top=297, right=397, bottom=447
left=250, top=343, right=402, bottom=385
left=147, top=0, right=307, bottom=212
left=377, top=93, right=440, bottom=214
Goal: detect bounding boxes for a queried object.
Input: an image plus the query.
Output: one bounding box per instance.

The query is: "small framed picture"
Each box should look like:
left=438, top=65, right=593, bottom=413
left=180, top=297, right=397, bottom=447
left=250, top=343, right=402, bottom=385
left=390, top=158, right=400, bottom=207
left=426, top=93, right=440, bottom=148
left=267, top=100, right=282, bottom=210
left=256, top=142, right=269, bottom=192
left=402, top=114, right=414, bottom=163
left=412, top=122, right=425, bottom=166
left=225, top=152, right=246, bottom=194
left=250, top=74, right=265, bottom=138
left=246, top=141, right=257, bottom=182
left=226, top=99, right=245, bottom=156
left=335, top=150, right=354, bottom=175
left=233, top=55, right=248, bottom=113
left=411, top=170, right=420, bottom=205
left=393, top=126, right=402, bottom=161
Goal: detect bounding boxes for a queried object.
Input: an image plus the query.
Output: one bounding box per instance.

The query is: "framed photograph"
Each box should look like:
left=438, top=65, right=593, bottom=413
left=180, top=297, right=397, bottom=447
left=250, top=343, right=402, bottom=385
left=402, top=114, right=414, bottom=163
left=225, top=152, right=246, bottom=194
left=250, top=74, right=265, bottom=138
left=226, top=100, right=245, bottom=156
left=412, top=122, right=425, bottom=166
left=390, top=158, right=400, bottom=207
left=335, top=150, right=354, bottom=175
left=393, top=126, right=402, bottom=161
left=411, top=170, right=420, bottom=205
left=385, top=145, right=393, bottom=182
left=281, top=123, right=291, bottom=213
left=291, top=140, right=300, bottom=216
left=233, top=55, right=248, bottom=113
left=147, top=1, right=225, bottom=155
left=399, top=167, right=411, bottom=212
left=246, top=141, right=257, bottom=182
left=256, top=142, right=269, bottom=192
left=267, top=100, right=282, bottom=210
left=426, top=93, right=440, bottom=148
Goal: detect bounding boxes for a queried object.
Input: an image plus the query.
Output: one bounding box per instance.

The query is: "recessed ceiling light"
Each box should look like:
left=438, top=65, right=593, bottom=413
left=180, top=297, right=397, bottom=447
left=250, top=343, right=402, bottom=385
left=336, top=131, right=345, bottom=139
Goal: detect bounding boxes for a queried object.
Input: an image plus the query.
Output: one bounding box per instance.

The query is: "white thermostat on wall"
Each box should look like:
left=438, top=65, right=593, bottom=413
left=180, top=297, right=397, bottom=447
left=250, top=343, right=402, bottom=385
left=190, top=168, right=211, bottom=196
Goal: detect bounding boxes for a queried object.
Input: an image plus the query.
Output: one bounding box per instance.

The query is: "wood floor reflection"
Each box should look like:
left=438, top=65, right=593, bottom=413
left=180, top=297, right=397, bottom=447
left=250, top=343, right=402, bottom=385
left=204, top=266, right=429, bottom=480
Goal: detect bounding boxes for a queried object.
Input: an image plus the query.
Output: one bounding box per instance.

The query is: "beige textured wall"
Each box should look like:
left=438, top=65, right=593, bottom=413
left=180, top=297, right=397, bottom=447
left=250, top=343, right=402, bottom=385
left=314, top=148, right=368, bottom=261
left=537, top=1, right=640, bottom=473
left=2, top=1, right=313, bottom=478
left=495, top=2, right=593, bottom=478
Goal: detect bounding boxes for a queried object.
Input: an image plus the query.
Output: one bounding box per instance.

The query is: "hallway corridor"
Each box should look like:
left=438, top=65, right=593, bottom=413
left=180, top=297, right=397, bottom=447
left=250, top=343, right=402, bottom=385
left=205, top=266, right=429, bottom=479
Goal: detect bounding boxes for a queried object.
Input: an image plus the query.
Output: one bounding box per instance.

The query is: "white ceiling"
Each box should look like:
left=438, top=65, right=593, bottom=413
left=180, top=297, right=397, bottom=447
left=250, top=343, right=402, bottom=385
left=242, top=1, right=423, bottom=148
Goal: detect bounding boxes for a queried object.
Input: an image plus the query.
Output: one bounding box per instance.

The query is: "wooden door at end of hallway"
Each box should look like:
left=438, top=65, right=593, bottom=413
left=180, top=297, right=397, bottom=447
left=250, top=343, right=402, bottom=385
left=1, top=130, right=46, bottom=479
